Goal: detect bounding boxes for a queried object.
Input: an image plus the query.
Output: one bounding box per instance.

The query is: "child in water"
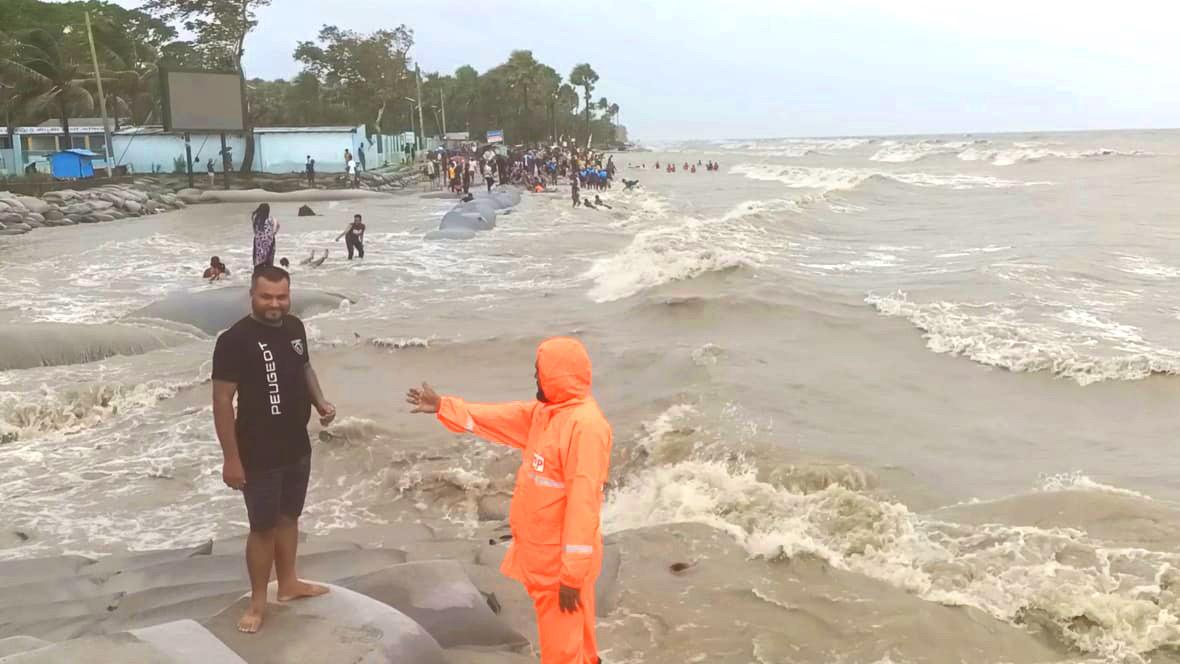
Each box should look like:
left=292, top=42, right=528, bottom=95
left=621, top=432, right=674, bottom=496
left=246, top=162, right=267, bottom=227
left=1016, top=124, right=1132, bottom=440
left=203, top=256, right=229, bottom=281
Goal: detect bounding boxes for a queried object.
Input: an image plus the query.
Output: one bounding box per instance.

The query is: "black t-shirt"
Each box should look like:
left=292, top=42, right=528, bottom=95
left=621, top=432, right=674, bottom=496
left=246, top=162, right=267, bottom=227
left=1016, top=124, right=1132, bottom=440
left=212, top=315, right=312, bottom=471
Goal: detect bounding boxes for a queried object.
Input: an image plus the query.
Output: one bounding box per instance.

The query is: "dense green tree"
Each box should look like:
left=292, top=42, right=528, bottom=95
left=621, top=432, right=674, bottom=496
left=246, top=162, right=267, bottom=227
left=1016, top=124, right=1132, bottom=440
left=0, top=1, right=626, bottom=160
left=294, top=24, right=413, bottom=134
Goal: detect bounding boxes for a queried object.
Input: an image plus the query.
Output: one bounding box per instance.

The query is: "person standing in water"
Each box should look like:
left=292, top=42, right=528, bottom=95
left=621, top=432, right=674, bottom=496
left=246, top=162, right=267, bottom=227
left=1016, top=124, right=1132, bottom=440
left=252, top=204, right=279, bottom=268
left=335, top=214, right=366, bottom=260
left=212, top=265, right=337, bottom=634
left=484, top=161, right=495, bottom=192
left=406, top=337, right=612, bottom=664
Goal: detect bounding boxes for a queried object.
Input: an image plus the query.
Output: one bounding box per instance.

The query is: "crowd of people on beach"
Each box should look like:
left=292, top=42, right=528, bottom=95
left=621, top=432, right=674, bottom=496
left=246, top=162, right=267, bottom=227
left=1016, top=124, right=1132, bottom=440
left=207, top=144, right=731, bottom=282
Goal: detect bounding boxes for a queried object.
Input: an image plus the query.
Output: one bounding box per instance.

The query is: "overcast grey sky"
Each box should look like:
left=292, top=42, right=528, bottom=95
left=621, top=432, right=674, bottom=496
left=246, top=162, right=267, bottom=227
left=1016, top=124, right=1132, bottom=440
left=116, top=0, right=1180, bottom=140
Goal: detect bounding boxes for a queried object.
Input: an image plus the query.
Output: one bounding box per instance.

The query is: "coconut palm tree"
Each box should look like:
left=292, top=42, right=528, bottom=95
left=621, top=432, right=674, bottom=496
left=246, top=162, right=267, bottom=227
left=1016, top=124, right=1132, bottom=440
left=556, top=83, right=578, bottom=139
left=6, top=29, right=98, bottom=146
left=568, top=63, right=598, bottom=140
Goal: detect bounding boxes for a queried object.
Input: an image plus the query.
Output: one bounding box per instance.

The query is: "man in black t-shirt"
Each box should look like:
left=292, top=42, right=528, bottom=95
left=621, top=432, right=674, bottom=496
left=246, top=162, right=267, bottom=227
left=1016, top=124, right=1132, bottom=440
left=211, top=265, right=337, bottom=634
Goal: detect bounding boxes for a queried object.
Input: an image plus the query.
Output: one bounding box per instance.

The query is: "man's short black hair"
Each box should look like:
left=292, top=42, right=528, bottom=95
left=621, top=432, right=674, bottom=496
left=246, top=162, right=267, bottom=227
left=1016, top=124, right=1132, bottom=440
left=252, top=264, right=290, bottom=286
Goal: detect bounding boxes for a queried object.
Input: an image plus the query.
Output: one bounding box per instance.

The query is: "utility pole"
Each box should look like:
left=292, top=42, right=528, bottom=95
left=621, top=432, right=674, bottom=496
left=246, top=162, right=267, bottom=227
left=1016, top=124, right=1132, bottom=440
left=84, top=11, right=114, bottom=179
left=415, top=64, right=426, bottom=150
left=440, top=89, right=447, bottom=136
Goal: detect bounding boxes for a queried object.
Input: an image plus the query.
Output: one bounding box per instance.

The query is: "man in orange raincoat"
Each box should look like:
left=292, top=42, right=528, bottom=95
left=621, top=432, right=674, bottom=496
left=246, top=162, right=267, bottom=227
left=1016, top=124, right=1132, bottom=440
left=406, top=337, right=611, bottom=664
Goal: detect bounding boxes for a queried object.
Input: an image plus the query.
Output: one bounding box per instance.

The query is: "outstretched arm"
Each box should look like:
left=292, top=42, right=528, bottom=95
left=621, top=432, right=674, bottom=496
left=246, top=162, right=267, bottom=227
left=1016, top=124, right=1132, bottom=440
left=407, top=382, right=534, bottom=449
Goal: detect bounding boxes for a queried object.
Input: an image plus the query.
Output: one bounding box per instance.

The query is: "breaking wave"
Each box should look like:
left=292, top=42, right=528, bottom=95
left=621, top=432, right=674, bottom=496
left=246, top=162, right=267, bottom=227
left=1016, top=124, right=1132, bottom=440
left=0, top=374, right=206, bottom=441
left=603, top=407, right=1180, bottom=662
left=959, top=146, right=1153, bottom=166
left=584, top=199, right=800, bottom=303
left=865, top=291, right=1180, bottom=385
left=729, top=164, right=1053, bottom=192
left=870, top=139, right=979, bottom=163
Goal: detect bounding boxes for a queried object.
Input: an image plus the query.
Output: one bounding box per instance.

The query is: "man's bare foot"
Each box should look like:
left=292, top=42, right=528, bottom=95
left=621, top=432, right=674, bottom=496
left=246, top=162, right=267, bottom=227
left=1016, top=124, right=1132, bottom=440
left=277, top=579, right=329, bottom=602
left=237, top=602, right=265, bottom=633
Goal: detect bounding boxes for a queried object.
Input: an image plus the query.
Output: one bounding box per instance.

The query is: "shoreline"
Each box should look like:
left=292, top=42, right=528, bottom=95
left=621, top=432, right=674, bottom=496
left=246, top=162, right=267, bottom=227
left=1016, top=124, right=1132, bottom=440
left=0, top=166, right=423, bottom=237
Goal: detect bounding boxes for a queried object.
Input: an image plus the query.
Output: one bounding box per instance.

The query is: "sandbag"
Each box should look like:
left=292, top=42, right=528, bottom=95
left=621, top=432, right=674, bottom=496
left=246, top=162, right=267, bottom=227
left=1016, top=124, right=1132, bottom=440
left=0, top=324, right=196, bottom=372
left=337, top=560, right=529, bottom=649
left=84, top=540, right=213, bottom=577
left=127, top=287, right=350, bottom=335
left=0, top=615, right=97, bottom=642
left=0, top=620, right=245, bottom=664
left=0, top=575, right=105, bottom=608
left=0, top=556, right=94, bottom=589
left=199, top=189, right=389, bottom=203
left=439, top=209, right=493, bottom=232
left=205, top=583, right=448, bottom=664
left=101, top=549, right=407, bottom=596
left=425, top=229, right=477, bottom=241
left=210, top=534, right=359, bottom=556
left=490, top=187, right=521, bottom=207
left=129, top=619, right=245, bottom=663
left=460, top=199, right=499, bottom=224
left=99, top=582, right=245, bottom=633
left=0, top=593, right=122, bottom=629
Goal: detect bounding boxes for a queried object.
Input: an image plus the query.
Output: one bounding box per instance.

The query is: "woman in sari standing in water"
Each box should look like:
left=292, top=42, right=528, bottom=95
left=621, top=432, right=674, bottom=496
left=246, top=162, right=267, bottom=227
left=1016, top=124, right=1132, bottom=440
left=252, top=203, right=279, bottom=267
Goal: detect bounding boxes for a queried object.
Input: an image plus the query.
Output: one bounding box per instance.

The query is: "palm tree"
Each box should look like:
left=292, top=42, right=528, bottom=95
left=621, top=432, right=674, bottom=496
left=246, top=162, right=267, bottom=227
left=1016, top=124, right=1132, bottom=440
left=505, top=50, right=539, bottom=145
left=91, top=28, right=165, bottom=130
left=556, top=83, right=578, bottom=140
left=568, top=63, right=598, bottom=141
left=7, top=29, right=97, bottom=146
left=608, top=102, right=620, bottom=140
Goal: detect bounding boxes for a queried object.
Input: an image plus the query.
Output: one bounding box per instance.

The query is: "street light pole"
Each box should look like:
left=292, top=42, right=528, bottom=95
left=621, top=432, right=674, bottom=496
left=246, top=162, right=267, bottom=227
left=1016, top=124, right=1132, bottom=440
left=84, top=11, right=114, bottom=179
left=415, top=65, right=426, bottom=150
left=440, top=89, right=447, bottom=136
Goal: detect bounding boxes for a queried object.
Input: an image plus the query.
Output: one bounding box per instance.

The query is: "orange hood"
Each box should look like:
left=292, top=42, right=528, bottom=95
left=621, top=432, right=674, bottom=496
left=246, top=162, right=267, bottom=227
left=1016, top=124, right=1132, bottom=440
left=536, top=337, right=592, bottom=403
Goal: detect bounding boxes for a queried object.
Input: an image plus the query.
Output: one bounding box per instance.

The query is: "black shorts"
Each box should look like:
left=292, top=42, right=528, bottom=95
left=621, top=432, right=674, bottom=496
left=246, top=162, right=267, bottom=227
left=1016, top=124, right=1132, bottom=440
left=243, top=455, right=311, bottom=532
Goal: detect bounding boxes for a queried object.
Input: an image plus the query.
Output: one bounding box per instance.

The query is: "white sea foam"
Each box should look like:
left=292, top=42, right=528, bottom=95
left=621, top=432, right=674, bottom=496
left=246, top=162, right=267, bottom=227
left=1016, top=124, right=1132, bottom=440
left=870, top=140, right=976, bottom=163
left=584, top=200, right=797, bottom=303
left=958, top=146, right=1152, bottom=166
left=1037, top=471, right=1156, bottom=501
left=729, top=164, right=1053, bottom=192
left=865, top=291, right=1180, bottom=385
left=604, top=451, right=1180, bottom=661
left=1114, top=255, right=1180, bottom=279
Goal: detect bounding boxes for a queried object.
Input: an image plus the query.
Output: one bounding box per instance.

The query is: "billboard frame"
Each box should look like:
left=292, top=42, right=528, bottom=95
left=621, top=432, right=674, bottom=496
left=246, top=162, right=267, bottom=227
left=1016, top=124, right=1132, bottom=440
left=158, top=65, right=248, bottom=134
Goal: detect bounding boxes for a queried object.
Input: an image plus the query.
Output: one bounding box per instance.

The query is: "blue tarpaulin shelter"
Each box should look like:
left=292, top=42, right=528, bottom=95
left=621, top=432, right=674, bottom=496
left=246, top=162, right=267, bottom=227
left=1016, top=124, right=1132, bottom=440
left=49, top=149, right=99, bottom=179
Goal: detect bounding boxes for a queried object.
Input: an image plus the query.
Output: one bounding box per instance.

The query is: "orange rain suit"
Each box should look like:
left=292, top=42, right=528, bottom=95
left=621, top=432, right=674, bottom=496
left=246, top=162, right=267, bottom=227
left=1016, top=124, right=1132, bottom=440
left=436, top=337, right=612, bottom=664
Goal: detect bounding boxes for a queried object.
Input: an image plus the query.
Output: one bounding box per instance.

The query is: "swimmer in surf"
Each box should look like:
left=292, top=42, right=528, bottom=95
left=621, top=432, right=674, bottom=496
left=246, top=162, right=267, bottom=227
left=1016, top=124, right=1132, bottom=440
left=204, top=256, right=230, bottom=281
